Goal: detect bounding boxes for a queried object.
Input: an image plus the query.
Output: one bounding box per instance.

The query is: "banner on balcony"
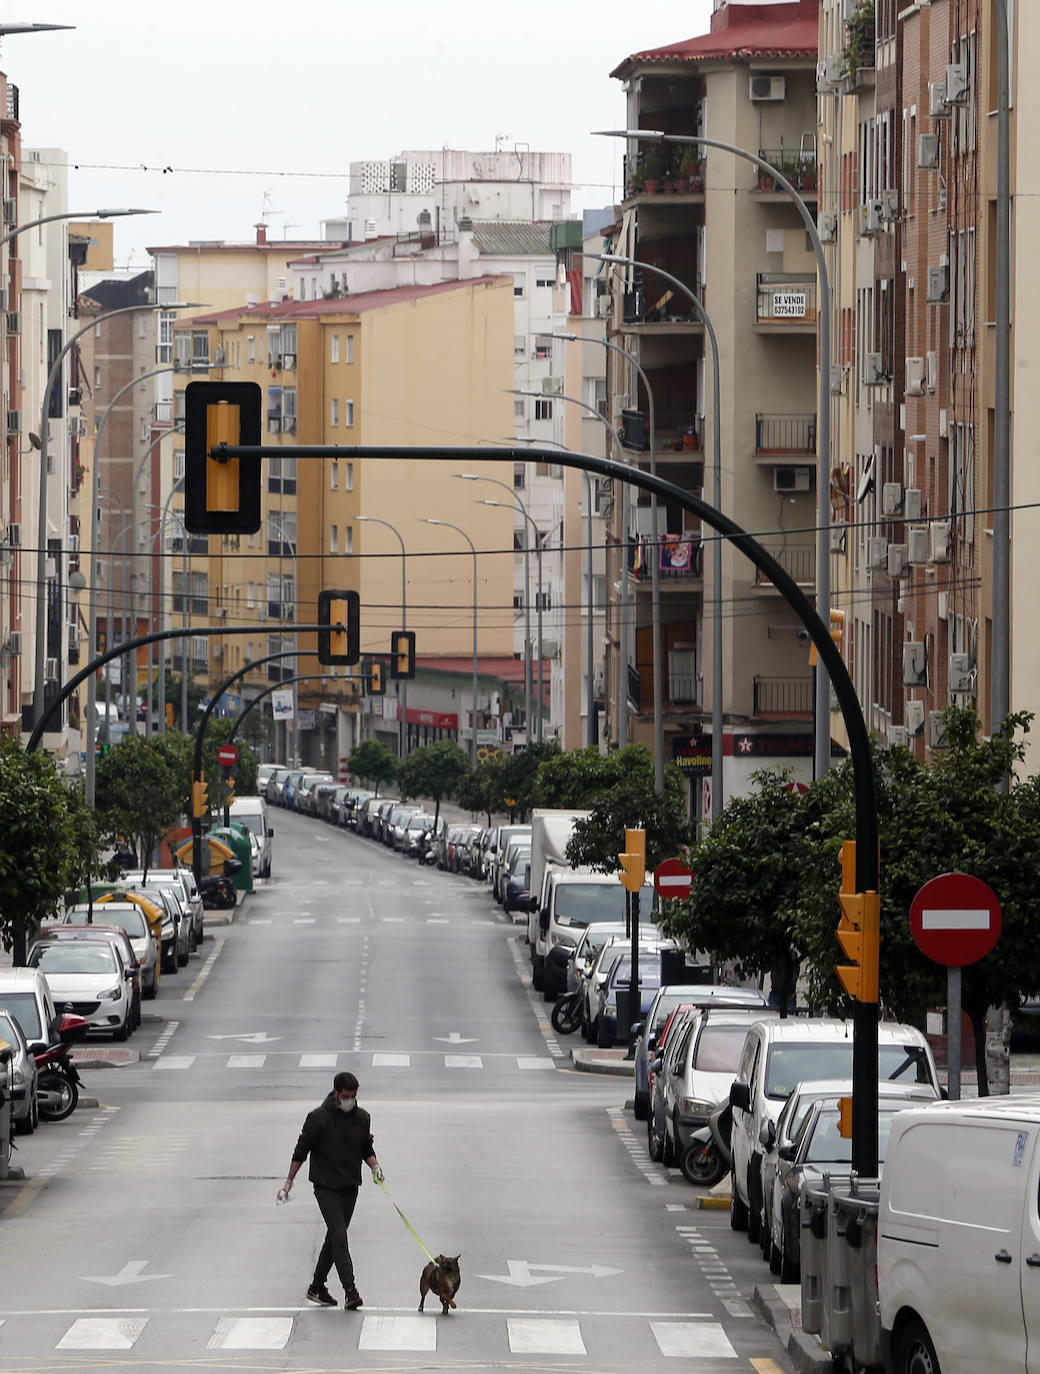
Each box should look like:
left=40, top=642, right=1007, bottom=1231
left=660, top=536, right=693, bottom=573
left=271, top=688, right=294, bottom=721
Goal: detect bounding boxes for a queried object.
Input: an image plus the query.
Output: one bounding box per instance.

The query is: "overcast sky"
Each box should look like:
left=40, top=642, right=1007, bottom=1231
left=2, top=0, right=716, bottom=267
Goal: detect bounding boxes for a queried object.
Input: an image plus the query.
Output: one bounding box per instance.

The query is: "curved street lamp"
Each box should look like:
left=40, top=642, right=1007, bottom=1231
left=422, top=517, right=479, bottom=767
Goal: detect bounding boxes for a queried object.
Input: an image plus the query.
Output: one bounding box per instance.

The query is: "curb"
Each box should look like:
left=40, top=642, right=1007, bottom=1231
left=751, top=1284, right=834, bottom=1373
left=570, top=1049, right=634, bottom=1077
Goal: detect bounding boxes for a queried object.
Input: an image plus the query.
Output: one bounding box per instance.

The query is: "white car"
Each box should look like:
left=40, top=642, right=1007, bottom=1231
left=63, top=902, right=160, bottom=998
left=26, top=939, right=134, bottom=1040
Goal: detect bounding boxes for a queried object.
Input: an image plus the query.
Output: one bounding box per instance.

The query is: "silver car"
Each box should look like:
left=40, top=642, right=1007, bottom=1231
left=0, top=1008, right=38, bottom=1134
left=123, top=869, right=203, bottom=950
left=63, top=902, right=160, bottom=998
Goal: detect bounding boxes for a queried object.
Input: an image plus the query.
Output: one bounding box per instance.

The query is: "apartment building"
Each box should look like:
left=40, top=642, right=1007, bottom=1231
left=168, top=276, right=515, bottom=767
left=608, top=0, right=821, bottom=819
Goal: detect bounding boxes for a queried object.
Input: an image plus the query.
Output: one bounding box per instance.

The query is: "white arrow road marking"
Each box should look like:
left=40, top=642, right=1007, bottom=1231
left=82, top=1261, right=171, bottom=1287
left=206, top=1032, right=282, bottom=1043
left=922, top=907, right=990, bottom=929
left=434, top=1031, right=478, bottom=1044
left=476, top=1261, right=623, bottom=1287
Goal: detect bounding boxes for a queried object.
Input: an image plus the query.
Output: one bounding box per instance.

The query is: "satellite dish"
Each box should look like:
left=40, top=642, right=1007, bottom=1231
left=855, top=452, right=876, bottom=504
left=28, top=432, right=42, bottom=450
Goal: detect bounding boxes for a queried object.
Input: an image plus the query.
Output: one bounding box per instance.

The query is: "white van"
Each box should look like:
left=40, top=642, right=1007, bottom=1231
left=0, top=968, right=60, bottom=1047
left=229, top=796, right=274, bottom=878
left=727, top=1017, right=940, bottom=1243
left=877, top=1094, right=1040, bottom=1374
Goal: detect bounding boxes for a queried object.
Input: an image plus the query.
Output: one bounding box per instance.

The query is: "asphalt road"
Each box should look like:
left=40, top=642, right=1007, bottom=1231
left=0, top=809, right=801, bottom=1374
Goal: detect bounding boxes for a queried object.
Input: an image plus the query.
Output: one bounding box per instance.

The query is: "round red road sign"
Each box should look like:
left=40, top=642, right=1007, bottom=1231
left=908, top=872, right=1002, bottom=967
left=654, top=856, right=693, bottom=900
left=217, top=745, right=238, bottom=767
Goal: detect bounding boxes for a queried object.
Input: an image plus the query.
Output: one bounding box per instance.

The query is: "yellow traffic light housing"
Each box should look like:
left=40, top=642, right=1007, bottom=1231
left=184, top=381, right=262, bottom=534
left=191, top=775, right=209, bottom=819
left=835, top=840, right=880, bottom=1002
left=808, top=608, right=846, bottom=667
left=618, top=827, right=646, bottom=892
left=837, top=1095, right=854, bottom=1139
left=391, top=630, right=416, bottom=679
left=369, top=660, right=385, bottom=696
left=317, top=590, right=360, bottom=666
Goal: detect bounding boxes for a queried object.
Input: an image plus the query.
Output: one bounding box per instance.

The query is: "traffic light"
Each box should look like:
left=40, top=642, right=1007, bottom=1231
left=366, top=659, right=385, bottom=696
left=317, top=590, right=360, bottom=665
left=835, top=839, right=881, bottom=1002
left=808, top=608, right=846, bottom=667
left=184, top=381, right=262, bottom=534
left=618, top=827, right=646, bottom=892
left=837, top=1095, right=854, bottom=1139
left=166, top=701, right=174, bottom=728
left=191, top=775, right=209, bottom=819
left=390, top=630, right=416, bottom=679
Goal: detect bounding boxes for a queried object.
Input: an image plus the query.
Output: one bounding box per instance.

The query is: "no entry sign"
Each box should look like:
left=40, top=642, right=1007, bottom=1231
left=217, top=745, right=238, bottom=767
left=909, top=873, right=1002, bottom=967
left=654, top=857, right=693, bottom=901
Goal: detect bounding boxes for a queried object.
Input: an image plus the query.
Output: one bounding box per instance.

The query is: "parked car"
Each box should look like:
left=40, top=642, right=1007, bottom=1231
left=342, top=789, right=374, bottom=829
left=728, top=1018, right=941, bottom=1243
left=280, top=770, right=305, bottom=810
left=228, top=797, right=274, bottom=878
left=388, top=805, right=421, bottom=850
left=434, top=823, right=468, bottom=870
left=294, top=772, right=335, bottom=814
left=647, top=1001, right=699, bottom=1164
left=63, top=901, right=160, bottom=998
left=32, top=925, right=142, bottom=1031
left=372, top=798, right=400, bottom=843
left=0, top=967, right=61, bottom=1047
left=112, top=886, right=188, bottom=974
left=458, top=828, right=487, bottom=875
left=265, top=767, right=291, bottom=805
left=0, top=1008, right=38, bottom=1133
left=402, top=813, right=436, bottom=856
left=586, top=941, right=675, bottom=1047
left=503, top=853, right=532, bottom=914
left=257, top=763, right=284, bottom=795
left=122, top=868, right=204, bottom=949
left=355, top=794, right=384, bottom=837
left=26, top=938, right=135, bottom=1040
left=490, top=825, right=532, bottom=902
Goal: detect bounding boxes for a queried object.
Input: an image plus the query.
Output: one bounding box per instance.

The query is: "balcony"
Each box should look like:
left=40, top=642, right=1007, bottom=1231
left=620, top=409, right=702, bottom=456
left=754, top=675, right=812, bottom=718
left=754, top=413, right=817, bottom=460
left=755, top=274, right=818, bottom=328
left=628, top=535, right=703, bottom=582
left=622, top=276, right=705, bottom=334
left=752, top=542, right=816, bottom=590
left=753, top=150, right=818, bottom=199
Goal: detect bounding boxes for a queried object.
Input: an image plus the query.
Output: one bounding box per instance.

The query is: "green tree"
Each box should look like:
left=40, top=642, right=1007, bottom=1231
left=532, top=745, right=625, bottom=809
left=454, top=754, right=499, bottom=825
left=0, top=736, right=89, bottom=956
left=162, top=671, right=209, bottom=731
left=348, top=739, right=397, bottom=796
left=396, top=740, right=471, bottom=828
left=95, top=735, right=181, bottom=872
left=495, top=742, right=559, bottom=821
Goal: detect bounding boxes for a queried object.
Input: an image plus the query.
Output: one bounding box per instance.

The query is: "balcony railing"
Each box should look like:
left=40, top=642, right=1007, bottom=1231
left=753, top=543, right=816, bottom=587
left=756, top=274, right=818, bottom=325
left=755, top=413, right=817, bottom=454
left=753, top=675, right=813, bottom=717
left=754, top=151, right=818, bottom=195
left=628, top=536, right=703, bottom=581
left=623, top=276, right=704, bottom=325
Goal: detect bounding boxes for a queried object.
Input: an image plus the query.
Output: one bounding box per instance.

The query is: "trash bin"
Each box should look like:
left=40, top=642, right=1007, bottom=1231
left=0, top=1041, right=12, bottom=1181
left=213, top=823, right=254, bottom=894
left=821, top=1173, right=856, bottom=1358
left=834, top=1182, right=882, bottom=1371
left=799, top=1181, right=830, bottom=1334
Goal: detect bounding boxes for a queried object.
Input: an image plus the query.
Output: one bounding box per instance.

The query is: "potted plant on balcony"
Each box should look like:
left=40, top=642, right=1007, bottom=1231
left=674, top=149, right=704, bottom=194
left=842, top=0, right=876, bottom=86
left=641, top=144, right=667, bottom=194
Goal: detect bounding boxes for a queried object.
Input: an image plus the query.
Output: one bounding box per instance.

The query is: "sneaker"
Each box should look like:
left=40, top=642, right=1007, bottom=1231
left=306, top=1284, right=337, bottom=1307
left=345, top=1286, right=363, bottom=1310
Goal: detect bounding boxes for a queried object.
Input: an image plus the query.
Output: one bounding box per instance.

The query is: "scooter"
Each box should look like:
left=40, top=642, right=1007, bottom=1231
left=199, top=874, right=238, bottom=908
left=680, top=1100, right=732, bottom=1187
left=33, top=1014, right=88, bottom=1123
left=551, top=984, right=583, bottom=1035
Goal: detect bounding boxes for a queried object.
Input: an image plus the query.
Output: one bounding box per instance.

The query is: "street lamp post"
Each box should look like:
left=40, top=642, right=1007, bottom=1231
left=453, top=472, right=536, bottom=746
left=265, top=515, right=298, bottom=765
left=422, top=518, right=479, bottom=768
left=596, top=128, right=833, bottom=781
left=357, top=514, right=408, bottom=758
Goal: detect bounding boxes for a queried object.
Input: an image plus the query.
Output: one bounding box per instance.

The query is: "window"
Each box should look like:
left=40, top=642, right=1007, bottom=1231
left=157, top=311, right=175, bottom=364
left=535, top=399, right=553, bottom=421
left=281, top=323, right=297, bottom=357
left=267, top=455, right=297, bottom=495
left=246, top=582, right=255, bottom=608
left=345, top=334, right=354, bottom=364
left=514, top=335, right=526, bottom=357
left=330, top=461, right=339, bottom=492
left=330, top=525, right=338, bottom=554
left=192, top=330, right=209, bottom=365
left=514, top=399, right=526, bottom=420
left=191, top=571, right=208, bottom=616
left=345, top=462, right=353, bottom=491
left=513, top=274, right=526, bottom=297
left=247, top=335, right=255, bottom=364
left=282, top=387, right=297, bottom=433
left=191, top=635, right=208, bottom=669
left=267, top=511, right=296, bottom=556
left=330, top=398, right=339, bottom=427
left=513, top=591, right=525, bottom=611
left=345, top=399, right=354, bottom=427
left=535, top=276, right=554, bottom=289
left=331, top=334, right=340, bottom=364
left=533, top=339, right=551, bottom=360
left=536, top=590, right=552, bottom=611
left=514, top=465, right=525, bottom=489
left=267, top=386, right=282, bottom=433
left=586, top=376, right=608, bottom=419
left=174, top=331, right=190, bottom=369
left=344, top=525, right=353, bottom=554
left=173, top=450, right=185, bottom=483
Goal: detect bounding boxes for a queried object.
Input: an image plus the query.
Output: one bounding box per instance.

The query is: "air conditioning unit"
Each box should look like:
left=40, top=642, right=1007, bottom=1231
left=927, top=266, right=949, bottom=303
left=749, top=75, right=786, bottom=102
left=213, top=646, right=224, bottom=661
left=282, top=353, right=296, bottom=369
left=887, top=543, right=909, bottom=578
left=596, top=295, right=611, bottom=318
left=541, top=375, right=563, bottom=396
left=949, top=652, right=976, bottom=694
left=70, top=417, right=86, bottom=437
left=213, top=346, right=225, bottom=364
left=945, top=62, right=970, bottom=105
left=858, top=204, right=878, bottom=238
left=882, top=188, right=901, bottom=221
left=865, top=353, right=888, bottom=385
left=866, top=199, right=884, bottom=234
left=903, top=641, right=927, bottom=686
left=905, top=357, right=927, bottom=396
left=774, top=466, right=811, bottom=493
left=2, top=199, right=15, bottom=225
left=929, top=711, right=950, bottom=749
left=929, top=81, right=950, bottom=118
left=908, top=528, right=929, bottom=565
left=256, top=605, right=267, bottom=621
left=904, top=488, right=923, bottom=520
left=7, top=523, right=21, bottom=547
left=930, top=520, right=951, bottom=563
left=906, top=700, right=926, bottom=737
left=926, top=352, right=938, bottom=394
left=5, top=311, right=20, bottom=335
left=6, top=410, right=20, bottom=434
left=867, top=536, right=888, bottom=569
left=882, top=482, right=903, bottom=516
left=6, top=630, right=21, bottom=655
left=215, top=607, right=228, bottom=621
left=830, top=365, right=846, bottom=396
left=818, top=211, right=838, bottom=244
left=817, top=54, right=844, bottom=91
left=918, top=134, right=940, bottom=170
left=889, top=725, right=907, bottom=747
left=45, top=657, right=58, bottom=681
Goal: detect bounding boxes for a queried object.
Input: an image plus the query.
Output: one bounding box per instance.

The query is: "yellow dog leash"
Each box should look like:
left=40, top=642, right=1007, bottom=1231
left=375, top=1176, right=437, bottom=1265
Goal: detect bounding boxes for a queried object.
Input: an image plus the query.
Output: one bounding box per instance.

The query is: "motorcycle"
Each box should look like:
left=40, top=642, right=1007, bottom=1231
left=34, top=1014, right=88, bottom=1123
left=680, top=1100, right=732, bottom=1187
left=199, top=873, right=237, bottom=908
left=417, top=829, right=438, bottom=865
left=551, top=985, right=583, bottom=1035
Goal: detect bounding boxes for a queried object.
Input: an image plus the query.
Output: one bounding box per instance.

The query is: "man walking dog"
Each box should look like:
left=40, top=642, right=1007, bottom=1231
left=278, top=1071, right=383, bottom=1309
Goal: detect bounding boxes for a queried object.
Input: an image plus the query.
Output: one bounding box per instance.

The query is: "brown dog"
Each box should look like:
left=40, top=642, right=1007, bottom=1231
left=418, top=1254, right=461, bottom=1314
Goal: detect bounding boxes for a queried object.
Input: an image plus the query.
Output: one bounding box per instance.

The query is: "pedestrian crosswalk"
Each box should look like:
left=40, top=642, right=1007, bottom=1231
left=2, top=1311, right=745, bottom=1360
left=150, top=1050, right=558, bottom=1072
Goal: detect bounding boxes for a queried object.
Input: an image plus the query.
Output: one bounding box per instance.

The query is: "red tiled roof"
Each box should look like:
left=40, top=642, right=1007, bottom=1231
left=188, top=276, right=510, bottom=326
left=612, top=1, right=818, bottom=75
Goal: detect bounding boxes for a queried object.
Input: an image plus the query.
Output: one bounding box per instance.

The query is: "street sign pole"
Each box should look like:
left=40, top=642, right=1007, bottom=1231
left=948, top=965, right=962, bottom=1100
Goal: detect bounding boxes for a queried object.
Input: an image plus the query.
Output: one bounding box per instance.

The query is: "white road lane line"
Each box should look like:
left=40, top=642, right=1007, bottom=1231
left=516, top=1057, right=556, bottom=1070
left=507, top=1317, right=586, bottom=1354
left=183, top=938, right=225, bottom=1002
left=58, top=1318, right=148, bottom=1350
left=358, top=1315, right=436, bottom=1351
left=444, top=1054, right=483, bottom=1068
left=226, top=1054, right=266, bottom=1068
left=207, top=1316, right=294, bottom=1349
left=372, top=1053, right=410, bottom=1067
left=152, top=1055, right=195, bottom=1070
left=650, top=1321, right=737, bottom=1357
left=299, top=1054, right=338, bottom=1069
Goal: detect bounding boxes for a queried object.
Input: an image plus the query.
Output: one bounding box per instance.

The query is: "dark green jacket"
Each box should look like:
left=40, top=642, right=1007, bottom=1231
left=292, top=1094, right=375, bottom=1189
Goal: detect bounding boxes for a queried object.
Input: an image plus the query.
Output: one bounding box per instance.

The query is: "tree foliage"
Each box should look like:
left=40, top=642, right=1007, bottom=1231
left=397, top=739, right=471, bottom=827
left=95, top=735, right=181, bottom=868
left=348, top=739, right=397, bottom=796
left=494, top=742, right=559, bottom=821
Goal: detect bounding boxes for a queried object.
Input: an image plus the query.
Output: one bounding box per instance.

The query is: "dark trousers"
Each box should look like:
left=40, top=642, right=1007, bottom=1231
left=312, top=1184, right=359, bottom=1291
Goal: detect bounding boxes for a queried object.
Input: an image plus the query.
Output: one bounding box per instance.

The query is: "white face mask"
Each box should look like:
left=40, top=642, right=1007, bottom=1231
left=338, top=1097, right=357, bottom=1113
